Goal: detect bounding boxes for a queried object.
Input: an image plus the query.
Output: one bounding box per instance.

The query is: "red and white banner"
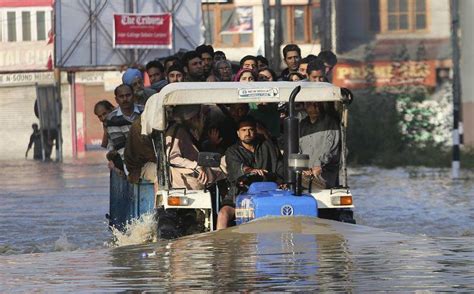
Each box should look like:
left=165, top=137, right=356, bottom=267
left=113, top=13, right=172, bottom=49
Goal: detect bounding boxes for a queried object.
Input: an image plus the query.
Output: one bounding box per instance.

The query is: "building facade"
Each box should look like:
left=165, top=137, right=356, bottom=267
left=0, top=0, right=75, bottom=160
left=460, top=0, right=474, bottom=147
left=202, top=0, right=323, bottom=64
left=333, top=0, right=451, bottom=89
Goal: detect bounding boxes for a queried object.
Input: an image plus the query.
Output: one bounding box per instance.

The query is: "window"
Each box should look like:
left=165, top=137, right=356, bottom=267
left=37, top=11, right=46, bottom=41
left=380, top=0, right=427, bottom=32
left=203, top=4, right=253, bottom=47
left=202, top=3, right=321, bottom=47
left=271, top=3, right=321, bottom=44
left=7, top=11, right=16, bottom=42
left=311, top=5, right=322, bottom=40
left=203, top=8, right=215, bottom=44
left=22, top=11, right=32, bottom=41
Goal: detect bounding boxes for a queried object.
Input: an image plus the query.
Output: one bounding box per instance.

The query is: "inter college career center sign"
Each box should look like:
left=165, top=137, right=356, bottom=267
left=113, top=13, right=172, bottom=49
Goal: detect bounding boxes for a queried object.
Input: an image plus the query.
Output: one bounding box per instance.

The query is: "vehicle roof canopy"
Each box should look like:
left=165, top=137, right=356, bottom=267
left=141, top=81, right=344, bottom=134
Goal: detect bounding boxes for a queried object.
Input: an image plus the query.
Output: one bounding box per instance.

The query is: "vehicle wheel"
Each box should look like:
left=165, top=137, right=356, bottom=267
left=156, top=208, right=180, bottom=239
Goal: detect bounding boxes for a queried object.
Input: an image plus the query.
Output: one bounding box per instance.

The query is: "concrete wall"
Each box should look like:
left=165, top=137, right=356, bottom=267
left=460, top=0, right=474, bottom=146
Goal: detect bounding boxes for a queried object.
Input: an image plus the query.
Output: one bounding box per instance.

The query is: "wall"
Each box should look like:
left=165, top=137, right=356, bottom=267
left=0, top=72, right=71, bottom=159
left=460, top=0, right=474, bottom=147
left=336, top=0, right=374, bottom=53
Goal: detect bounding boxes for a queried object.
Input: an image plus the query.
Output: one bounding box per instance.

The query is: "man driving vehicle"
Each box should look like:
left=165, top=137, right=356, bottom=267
left=216, top=116, right=284, bottom=230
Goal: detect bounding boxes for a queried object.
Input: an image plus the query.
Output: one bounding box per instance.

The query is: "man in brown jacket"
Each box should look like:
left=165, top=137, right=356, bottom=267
left=124, top=117, right=157, bottom=185
left=165, top=105, right=225, bottom=190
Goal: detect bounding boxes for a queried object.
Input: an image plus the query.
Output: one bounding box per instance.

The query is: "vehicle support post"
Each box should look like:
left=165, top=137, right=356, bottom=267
left=284, top=86, right=301, bottom=188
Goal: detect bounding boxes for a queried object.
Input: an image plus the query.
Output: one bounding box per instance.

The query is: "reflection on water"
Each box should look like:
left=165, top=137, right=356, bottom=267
left=1, top=157, right=473, bottom=291
left=1, top=218, right=473, bottom=292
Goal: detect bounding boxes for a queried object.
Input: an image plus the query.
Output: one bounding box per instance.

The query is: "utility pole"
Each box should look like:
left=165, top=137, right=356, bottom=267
left=450, top=0, right=462, bottom=179
left=262, top=0, right=272, bottom=64
left=128, top=0, right=137, bottom=64
left=273, top=0, right=282, bottom=72
left=320, top=0, right=332, bottom=51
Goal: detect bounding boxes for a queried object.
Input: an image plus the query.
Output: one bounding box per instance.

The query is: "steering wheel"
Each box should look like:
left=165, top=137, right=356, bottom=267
left=236, top=172, right=279, bottom=192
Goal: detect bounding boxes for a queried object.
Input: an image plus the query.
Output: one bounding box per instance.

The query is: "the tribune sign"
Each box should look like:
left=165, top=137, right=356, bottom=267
left=113, top=13, right=172, bottom=49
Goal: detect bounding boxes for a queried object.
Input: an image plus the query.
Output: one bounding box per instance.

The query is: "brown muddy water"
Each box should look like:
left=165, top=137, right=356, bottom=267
left=0, top=153, right=473, bottom=292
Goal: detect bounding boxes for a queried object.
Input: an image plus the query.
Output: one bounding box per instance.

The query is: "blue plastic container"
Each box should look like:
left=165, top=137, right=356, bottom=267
left=235, top=182, right=318, bottom=225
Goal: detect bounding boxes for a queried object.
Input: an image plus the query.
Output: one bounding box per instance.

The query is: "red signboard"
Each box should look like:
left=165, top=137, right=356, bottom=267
left=333, top=60, right=437, bottom=89
left=113, top=13, right=172, bottom=49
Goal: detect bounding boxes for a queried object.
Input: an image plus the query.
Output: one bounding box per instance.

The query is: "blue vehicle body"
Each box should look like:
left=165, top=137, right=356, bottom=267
left=235, top=182, right=318, bottom=225
left=108, top=171, right=155, bottom=230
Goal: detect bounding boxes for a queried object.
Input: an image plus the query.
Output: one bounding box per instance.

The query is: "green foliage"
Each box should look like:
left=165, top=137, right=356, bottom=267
left=348, top=42, right=455, bottom=167
left=347, top=89, right=403, bottom=166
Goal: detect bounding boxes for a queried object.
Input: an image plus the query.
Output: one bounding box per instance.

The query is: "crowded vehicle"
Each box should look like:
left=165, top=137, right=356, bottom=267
left=102, top=43, right=355, bottom=238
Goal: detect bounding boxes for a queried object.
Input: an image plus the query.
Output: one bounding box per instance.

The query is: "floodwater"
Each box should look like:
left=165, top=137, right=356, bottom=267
left=1, top=152, right=473, bottom=292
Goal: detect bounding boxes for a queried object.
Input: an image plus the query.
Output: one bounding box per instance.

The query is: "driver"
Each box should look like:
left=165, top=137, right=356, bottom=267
left=217, top=116, right=284, bottom=230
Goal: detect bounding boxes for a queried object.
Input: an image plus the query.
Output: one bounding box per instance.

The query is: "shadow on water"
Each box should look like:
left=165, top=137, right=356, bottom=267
left=1, top=217, right=473, bottom=292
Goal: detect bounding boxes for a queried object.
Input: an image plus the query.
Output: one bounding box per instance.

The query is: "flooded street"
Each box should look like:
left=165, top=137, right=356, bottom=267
left=1, top=153, right=473, bottom=291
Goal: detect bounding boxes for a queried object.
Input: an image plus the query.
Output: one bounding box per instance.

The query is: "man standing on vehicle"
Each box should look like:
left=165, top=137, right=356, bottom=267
left=181, top=51, right=205, bottom=82
left=279, top=44, right=301, bottom=80
left=217, top=116, right=284, bottom=230
left=300, top=60, right=341, bottom=189
left=105, top=84, right=144, bottom=172
left=166, top=64, right=185, bottom=83
left=145, top=60, right=167, bottom=92
left=196, top=44, right=214, bottom=79
left=317, top=50, right=338, bottom=82
left=122, top=68, right=156, bottom=105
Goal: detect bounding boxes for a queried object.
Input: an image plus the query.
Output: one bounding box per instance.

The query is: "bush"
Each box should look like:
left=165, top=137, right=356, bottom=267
left=346, top=85, right=460, bottom=168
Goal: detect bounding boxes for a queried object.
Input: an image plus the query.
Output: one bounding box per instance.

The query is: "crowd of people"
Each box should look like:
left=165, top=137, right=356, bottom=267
left=95, top=43, right=342, bottom=231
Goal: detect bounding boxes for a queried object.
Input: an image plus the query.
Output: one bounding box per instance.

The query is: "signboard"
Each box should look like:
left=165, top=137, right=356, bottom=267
left=75, top=71, right=122, bottom=91
left=0, top=42, right=53, bottom=72
left=238, top=88, right=280, bottom=99
left=333, top=60, right=437, bottom=89
left=113, top=13, right=172, bottom=49
left=0, top=72, right=54, bottom=86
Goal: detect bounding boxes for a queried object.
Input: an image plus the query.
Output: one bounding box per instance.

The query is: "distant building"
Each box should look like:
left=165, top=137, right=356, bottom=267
left=0, top=0, right=73, bottom=159
left=459, top=0, right=474, bottom=147
left=333, top=0, right=451, bottom=90
left=202, top=0, right=323, bottom=64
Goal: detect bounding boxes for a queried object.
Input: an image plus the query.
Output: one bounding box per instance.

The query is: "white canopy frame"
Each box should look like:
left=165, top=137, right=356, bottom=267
left=141, top=81, right=345, bottom=134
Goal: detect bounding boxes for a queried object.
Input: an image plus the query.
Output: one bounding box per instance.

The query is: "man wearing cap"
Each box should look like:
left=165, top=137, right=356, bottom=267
left=166, top=63, right=185, bottom=83
left=217, top=116, right=284, bottom=230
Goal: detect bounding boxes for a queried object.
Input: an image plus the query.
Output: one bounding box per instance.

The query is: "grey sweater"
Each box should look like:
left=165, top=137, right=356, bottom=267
left=299, top=115, right=341, bottom=188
